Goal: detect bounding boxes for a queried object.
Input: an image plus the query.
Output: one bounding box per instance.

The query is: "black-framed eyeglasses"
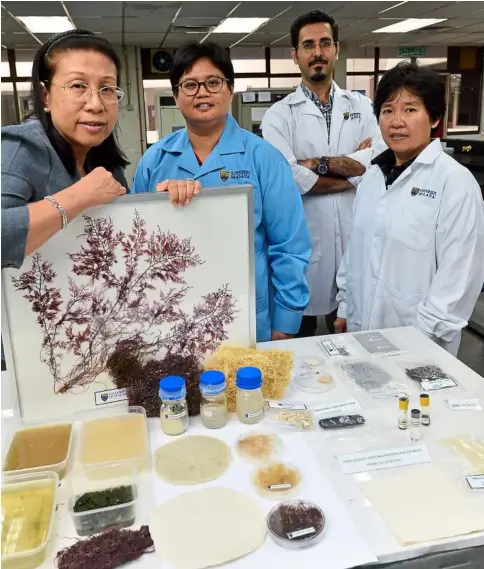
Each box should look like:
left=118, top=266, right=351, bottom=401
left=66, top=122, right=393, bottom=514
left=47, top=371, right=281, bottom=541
left=46, top=81, right=124, bottom=104
left=176, top=76, right=229, bottom=97
left=299, top=39, right=337, bottom=52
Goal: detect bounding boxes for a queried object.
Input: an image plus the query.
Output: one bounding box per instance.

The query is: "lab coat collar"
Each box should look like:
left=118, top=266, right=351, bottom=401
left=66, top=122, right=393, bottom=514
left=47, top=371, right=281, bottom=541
left=372, top=138, right=443, bottom=167
left=290, top=81, right=346, bottom=107
left=159, top=114, right=246, bottom=177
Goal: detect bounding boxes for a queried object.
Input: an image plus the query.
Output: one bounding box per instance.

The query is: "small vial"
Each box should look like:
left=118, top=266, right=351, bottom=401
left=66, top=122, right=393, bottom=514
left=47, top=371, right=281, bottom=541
left=410, top=409, right=421, bottom=442
left=420, top=393, right=431, bottom=426
left=398, top=396, right=409, bottom=430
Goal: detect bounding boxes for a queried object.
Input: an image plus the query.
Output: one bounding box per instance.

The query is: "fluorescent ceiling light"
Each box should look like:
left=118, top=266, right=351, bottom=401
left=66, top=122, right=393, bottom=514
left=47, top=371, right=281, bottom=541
left=18, top=16, right=75, bottom=34
left=213, top=18, right=269, bottom=34
left=373, top=18, right=447, bottom=33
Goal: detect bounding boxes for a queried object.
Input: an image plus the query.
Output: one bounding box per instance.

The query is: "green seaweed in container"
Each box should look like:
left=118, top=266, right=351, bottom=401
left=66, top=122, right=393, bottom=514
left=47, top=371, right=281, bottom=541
left=72, top=485, right=136, bottom=537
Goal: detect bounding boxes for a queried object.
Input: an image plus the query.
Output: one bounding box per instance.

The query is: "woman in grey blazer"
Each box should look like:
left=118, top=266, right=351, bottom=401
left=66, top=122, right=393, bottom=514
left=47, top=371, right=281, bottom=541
left=2, top=29, right=129, bottom=269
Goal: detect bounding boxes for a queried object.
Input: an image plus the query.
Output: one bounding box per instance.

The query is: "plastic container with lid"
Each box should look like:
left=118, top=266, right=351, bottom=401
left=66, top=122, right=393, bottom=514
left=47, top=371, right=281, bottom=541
left=199, top=370, right=227, bottom=429
left=294, top=358, right=334, bottom=394
left=236, top=367, right=265, bottom=424
left=159, top=376, right=189, bottom=436
left=79, top=406, right=150, bottom=471
left=68, top=462, right=138, bottom=537
left=267, top=499, right=325, bottom=549
left=1, top=471, right=59, bottom=569
left=3, top=422, right=73, bottom=479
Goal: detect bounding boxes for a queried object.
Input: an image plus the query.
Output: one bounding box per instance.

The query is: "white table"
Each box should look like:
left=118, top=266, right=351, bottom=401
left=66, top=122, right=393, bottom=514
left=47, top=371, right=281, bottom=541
left=2, top=326, right=484, bottom=568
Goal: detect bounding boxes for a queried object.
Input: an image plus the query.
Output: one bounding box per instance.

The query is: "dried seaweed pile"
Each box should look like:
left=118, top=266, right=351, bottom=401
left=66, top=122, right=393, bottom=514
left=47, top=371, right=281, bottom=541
left=107, top=341, right=202, bottom=417
left=55, top=525, right=154, bottom=569
left=204, top=346, right=294, bottom=411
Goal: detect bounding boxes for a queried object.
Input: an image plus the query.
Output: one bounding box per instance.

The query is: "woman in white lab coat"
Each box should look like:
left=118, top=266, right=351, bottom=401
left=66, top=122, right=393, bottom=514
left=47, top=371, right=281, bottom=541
left=335, top=62, right=484, bottom=356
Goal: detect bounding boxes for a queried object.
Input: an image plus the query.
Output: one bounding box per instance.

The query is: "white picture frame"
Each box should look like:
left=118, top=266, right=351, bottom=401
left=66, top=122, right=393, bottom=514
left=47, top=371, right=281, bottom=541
left=2, top=186, right=256, bottom=423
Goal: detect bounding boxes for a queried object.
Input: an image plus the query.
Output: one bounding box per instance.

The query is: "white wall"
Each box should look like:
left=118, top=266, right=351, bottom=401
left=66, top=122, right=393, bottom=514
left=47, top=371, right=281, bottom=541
left=114, top=46, right=146, bottom=186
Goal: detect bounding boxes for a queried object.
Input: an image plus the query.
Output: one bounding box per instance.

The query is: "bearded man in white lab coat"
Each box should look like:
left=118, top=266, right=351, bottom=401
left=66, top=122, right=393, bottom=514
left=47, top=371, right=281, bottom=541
left=262, top=10, right=384, bottom=337
left=335, top=63, right=484, bottom=356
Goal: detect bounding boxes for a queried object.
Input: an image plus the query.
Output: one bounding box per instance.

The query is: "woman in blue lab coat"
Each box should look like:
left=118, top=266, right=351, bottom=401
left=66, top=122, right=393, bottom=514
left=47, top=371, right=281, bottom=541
left=132, top=42, right=311, bottom=343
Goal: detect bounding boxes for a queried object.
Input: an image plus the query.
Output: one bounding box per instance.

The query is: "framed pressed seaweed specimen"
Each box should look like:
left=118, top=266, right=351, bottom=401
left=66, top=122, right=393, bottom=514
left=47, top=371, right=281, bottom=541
left=2, top=186, right=256, bottom=422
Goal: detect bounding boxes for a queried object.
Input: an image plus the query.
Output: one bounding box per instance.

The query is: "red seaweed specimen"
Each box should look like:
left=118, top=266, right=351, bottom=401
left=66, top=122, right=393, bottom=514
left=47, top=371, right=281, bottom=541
left=12, top=211, right=237, bottom=394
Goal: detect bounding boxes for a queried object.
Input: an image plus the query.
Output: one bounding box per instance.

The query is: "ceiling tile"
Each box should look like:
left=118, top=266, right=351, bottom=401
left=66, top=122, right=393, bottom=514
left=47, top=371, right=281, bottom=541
left=177, top=2, right=237, bottom=18
left=73, top=18, right=122, bottom=34
left=2, top=1, right=65, bottom=17
left=233, top=2, right=293, bottom=18
left=66, top=1, right=123, bottom=17
left=331, top=2, right=399, bottom=18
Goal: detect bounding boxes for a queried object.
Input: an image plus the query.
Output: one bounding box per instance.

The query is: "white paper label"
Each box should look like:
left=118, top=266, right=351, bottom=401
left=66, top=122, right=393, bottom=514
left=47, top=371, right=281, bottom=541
left=241, top=92, right=256, bottom=103
left=313, top=399, right=361, bottom=416
left=166, top=411, right=187, bottom=420
left=245, top=409, right=264, bottom=418
left=466, top=475, right=484, bottom=489
left=421, top=378, right=457, bottom=391
left=268, top=483, right=292, bottom=490
left=447, top=398, right=482, bottom=411
left=267, top=400, right=307, bottom=410
left=319, top=339, right=340, bottom=356
left=287, top=527, right=316, bottom=539
left=94, top=387, right=128, bottom=406
left=258, top=91, right=271, bottom=102
left=338, top=444, right=431, bottom=474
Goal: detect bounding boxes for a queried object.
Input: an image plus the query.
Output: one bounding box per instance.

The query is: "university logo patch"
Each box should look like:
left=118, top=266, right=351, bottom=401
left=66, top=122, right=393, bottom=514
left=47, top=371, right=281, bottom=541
left=411, top=187, right=420, bottom=196
left=343, top=112, right=350, bottom=120
left=220, top=170, right=231, bottom=182
left=101, top=393, right=109, bottom=402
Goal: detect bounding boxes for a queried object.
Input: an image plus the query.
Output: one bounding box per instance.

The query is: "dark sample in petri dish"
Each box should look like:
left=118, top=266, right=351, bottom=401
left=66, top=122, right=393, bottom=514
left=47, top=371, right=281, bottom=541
left=267, top=499, right=325, bottom=549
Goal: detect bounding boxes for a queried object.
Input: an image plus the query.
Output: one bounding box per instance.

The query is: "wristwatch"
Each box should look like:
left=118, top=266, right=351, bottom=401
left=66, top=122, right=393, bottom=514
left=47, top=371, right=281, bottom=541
left=315, top=157, right=329, bottom=176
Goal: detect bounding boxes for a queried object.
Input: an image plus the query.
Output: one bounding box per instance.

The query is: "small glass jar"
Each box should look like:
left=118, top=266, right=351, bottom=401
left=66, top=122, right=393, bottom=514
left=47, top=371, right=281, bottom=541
left=200, top=370, right=228, bottom=429
left=159, top=376, right=189, bottom=436
left=236, top=367, right=265, bottom=425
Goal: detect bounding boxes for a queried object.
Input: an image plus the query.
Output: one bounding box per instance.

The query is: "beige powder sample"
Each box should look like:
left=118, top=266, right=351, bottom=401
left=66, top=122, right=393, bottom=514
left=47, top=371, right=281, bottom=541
left=362, top=466, right=484, bottom=545
left=150, top=487, right=266, bottom=569
left=443, top=438, right=484, bottom=470
left=154, top=435, right=231, bottom=484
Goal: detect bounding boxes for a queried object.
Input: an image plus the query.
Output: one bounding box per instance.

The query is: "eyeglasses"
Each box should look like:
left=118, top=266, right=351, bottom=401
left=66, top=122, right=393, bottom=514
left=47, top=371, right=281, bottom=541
left=176, top=76, right=229, bottom=97
left=47, top=81, right=124, bottom=104
left=299, top=40, right=337, bottom=53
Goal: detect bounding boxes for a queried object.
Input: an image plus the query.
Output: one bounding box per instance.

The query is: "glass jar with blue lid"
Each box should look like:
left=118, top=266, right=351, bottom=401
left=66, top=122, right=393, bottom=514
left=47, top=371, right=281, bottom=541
left=159, top=376, right=189, bottom=436
left=199, top=370, right=227, bottom=429
left=236, top=367, right=265, bottom=425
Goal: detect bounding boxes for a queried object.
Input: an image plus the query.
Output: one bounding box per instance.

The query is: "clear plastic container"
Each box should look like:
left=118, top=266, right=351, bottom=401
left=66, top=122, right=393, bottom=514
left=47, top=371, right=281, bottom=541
left=1, top=471, right=59, bottom=569
left=236, top=367, right=265, bottom=424
left=3, top=422, right=73, bottom=479
left=199, top=370, right=227, bottom=429
left=68, top=462, right=138, bottom=537
left=294, top=358, right=334, bottom=394
left=265, top=402, right=315, bottom=431
left=251, top=461, right=303, bottom=499
left=235, top=431, right=284, bottom=463
left=267, top=499, right=325, bottom=549
left=159, top=376, right=189, bottom=436
left=78, top=406, right=150, bottom=471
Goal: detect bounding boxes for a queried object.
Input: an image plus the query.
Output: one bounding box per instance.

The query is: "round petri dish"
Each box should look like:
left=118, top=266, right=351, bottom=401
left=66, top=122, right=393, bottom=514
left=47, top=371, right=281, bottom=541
left=294, top=358, right=334, bottom=394
left=235, top=432, right=283, bottom=463
left=267, top=499, right=325, bottom=549
left=251, top=461, right=303, bottom=499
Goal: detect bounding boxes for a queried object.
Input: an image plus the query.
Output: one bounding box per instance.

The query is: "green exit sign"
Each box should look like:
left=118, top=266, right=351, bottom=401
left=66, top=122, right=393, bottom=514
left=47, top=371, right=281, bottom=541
left=398, top=46, right=428, bottom=58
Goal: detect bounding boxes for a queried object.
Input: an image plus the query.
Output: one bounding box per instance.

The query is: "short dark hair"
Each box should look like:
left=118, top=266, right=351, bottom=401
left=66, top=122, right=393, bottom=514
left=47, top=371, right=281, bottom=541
left=290, top=10, right=339, bottom=48
left=374, top=62, right=446, bottom=133
left=30, top=29, right=128, bottom=176
left=170, top=42, right=235, bottom=94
